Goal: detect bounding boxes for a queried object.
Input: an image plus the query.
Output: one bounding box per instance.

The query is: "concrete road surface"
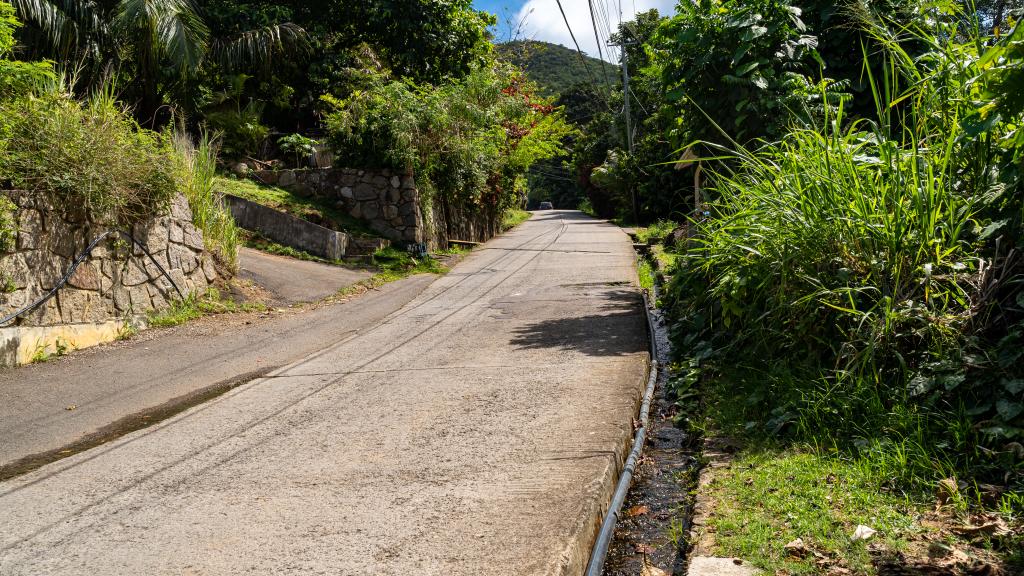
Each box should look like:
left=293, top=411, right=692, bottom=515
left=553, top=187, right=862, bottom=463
left=0, top=211, right=648, bottom=576
left=0, top=275, right=436, bottom=473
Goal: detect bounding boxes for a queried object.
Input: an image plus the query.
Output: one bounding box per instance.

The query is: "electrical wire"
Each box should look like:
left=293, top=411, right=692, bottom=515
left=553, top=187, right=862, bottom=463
left=554, top=0, right=601, bottom=91
left=0, top=229, right=186, bottom=327
left=587, top=0, right=614, bottom=94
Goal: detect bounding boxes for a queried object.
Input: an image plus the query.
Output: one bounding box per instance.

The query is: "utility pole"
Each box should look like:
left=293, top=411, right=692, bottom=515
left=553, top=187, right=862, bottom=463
left=609, top=38, right=639, bottom=224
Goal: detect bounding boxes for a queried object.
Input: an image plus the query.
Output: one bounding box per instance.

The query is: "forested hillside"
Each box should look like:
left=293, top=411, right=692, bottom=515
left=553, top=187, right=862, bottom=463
left=496, top=40, right=618, bottom=96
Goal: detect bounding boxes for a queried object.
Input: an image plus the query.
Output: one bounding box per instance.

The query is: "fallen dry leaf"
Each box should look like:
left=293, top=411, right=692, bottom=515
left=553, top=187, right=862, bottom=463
left=784, top=538, right=808, bottom=558
left=635, top=543, right=656, bottom=555
left=927, top=541, right=970, bottom=565
left=954, top=514, right=1012, bottom=538
left=627, top=505, right=650, bottom=517
left=640, top=557, right=670, bottom=576
left=851, top=525, right=876, bottom=542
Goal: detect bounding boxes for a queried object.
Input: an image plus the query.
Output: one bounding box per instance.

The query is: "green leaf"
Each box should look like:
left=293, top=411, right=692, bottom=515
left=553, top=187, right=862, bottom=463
left=741, top=26, right=768, bottom=42
left=979, top=219, right=1009, bottom=240
left=940, top=373, right=965, bottom=391
left=1004, top=379, right=1024, bottom=396
left=736, top=61, right=759, bottom=76
left=908, top=375, right=932, bottom=396
left=996, top=399, right=1023, bottom=422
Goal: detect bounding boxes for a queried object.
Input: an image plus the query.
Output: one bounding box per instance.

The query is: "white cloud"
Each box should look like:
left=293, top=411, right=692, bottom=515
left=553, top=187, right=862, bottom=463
left=513, top=0, right=676, bottom=62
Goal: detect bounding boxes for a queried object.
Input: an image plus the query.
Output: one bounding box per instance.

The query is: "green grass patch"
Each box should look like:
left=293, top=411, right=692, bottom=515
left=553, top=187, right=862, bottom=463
left=147, top=287, right=265, bottom=328
left=637, top=257, right=655, bottom=290
left=707, top=448, right=922, bottom=575
left=337, top=247, right=448, bottom=297
left=502, top=208, right=531, bottom=231
left=214, top=176, right=377, bottom=237
left=634, top=219, right=677, bottom=244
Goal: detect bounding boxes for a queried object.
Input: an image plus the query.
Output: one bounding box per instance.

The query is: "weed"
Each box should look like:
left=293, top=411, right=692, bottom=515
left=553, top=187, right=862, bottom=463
left=173, top=132, right=240, bottom=272
left=115, top=320, right=138, bottom=341
left=0, top=195, right=15, bottom=253
left=244, top=233, right=340, bottom=265
left=30, top=337, right=70, bottom=363
left=336, top=247, right=449, bottom=298
left=635, top=220, right=677, bottom=245
left=666, top=517, right=687, bottom=549
left=147, top=287, right=265, bottom=328
left=637, top=257, right=654, bottom=290
left=501, top=208, right=531, bottom=231
left=0, top=92, right=178, bottom=226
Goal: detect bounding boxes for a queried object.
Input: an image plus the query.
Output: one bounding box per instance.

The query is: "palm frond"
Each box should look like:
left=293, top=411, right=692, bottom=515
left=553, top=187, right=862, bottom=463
left=10, top=0, right=103, bottom=58
left=210, top=22, right=309, bottom=72
left=114, top=0, right=208, bottom=73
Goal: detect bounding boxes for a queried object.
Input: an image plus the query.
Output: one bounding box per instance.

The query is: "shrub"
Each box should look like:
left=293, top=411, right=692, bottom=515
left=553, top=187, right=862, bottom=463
left=666, top=11, right=1024, bottom=488
left=0, top=92, right=178, bottom=225
left=0, top=1, right=52, bottom=99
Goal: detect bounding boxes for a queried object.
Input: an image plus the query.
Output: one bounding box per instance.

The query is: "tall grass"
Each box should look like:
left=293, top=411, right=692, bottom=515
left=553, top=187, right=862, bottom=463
left=173, top=131, right=240, bottom=272
left=667, top=10, right=1023, bottom=490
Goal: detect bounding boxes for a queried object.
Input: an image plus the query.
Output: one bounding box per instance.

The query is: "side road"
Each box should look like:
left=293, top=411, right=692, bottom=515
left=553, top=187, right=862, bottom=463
left=0, top=211, right=648, bottom=576
left=0, top=274, right=435, bottom=473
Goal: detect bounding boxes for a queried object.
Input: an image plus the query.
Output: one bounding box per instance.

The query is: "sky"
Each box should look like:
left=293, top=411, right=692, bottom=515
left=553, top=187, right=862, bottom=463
left=472, top=0, right=676, bottom=61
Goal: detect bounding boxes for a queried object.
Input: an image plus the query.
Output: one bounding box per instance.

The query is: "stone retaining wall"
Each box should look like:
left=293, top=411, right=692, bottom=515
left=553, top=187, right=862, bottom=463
left=251, top=168, right=504, bottom=250
left=0, top=191, right=217, bottom=365
left=253, top=168, right=422, bottom=245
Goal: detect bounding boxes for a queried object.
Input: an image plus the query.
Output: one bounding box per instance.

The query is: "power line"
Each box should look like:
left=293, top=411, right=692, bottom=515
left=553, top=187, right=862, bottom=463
left=587, top=0, right=613, bottom=94
left=554, top=0, right=601, bottom=94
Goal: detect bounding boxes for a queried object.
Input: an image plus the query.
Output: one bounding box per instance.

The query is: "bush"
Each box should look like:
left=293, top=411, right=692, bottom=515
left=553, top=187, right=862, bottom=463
left=0, top=92, right=178, bottom=225
left=666, top=11, right=1024, bottom=489
left=0, top=1, right=52, bottom=99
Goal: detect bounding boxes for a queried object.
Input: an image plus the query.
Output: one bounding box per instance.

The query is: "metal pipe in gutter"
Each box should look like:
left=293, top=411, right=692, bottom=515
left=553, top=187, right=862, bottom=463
left=584, top=283, right=661, bottom=576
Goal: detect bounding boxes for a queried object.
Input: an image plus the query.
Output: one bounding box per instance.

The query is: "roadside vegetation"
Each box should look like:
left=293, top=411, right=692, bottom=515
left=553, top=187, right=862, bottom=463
left=501, top=209, right=532, bottom=231
left=336, top=247, right=450, bottom=298
left=147, top=287, right=265, bottom=328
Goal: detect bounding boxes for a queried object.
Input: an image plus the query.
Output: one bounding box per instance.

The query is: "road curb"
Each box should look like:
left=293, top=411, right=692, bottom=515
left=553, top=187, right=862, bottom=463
left=558, top=352, right=652, bottom=575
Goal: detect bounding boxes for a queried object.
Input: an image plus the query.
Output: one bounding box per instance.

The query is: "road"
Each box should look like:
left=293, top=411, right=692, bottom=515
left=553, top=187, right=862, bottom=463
left=237, top=247, right=373, bottom=305
left=0, top=211, right=648, bottom=576
left=0, top=275, right=435, bottom=475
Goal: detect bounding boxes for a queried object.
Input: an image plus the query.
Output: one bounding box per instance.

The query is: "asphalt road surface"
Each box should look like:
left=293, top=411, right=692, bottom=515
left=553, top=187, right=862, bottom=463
left=237, top=247, right=373, bottom=304
left=0, top=210, right=648, bottom=576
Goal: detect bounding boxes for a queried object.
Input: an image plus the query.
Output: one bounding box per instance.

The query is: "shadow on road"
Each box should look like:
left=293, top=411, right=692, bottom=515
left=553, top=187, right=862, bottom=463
left=509, top=290, right=647, bottom=357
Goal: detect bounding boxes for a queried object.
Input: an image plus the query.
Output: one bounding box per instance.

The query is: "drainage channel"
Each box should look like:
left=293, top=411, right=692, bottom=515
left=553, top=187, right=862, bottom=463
left=588, top=250, right=704, bottom=576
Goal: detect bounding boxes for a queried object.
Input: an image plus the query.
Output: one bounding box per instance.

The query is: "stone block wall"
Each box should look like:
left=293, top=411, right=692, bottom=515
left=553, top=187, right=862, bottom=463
left=253, top=168, right=423, bottom=245
left=0, top=191, right=217, bottom=365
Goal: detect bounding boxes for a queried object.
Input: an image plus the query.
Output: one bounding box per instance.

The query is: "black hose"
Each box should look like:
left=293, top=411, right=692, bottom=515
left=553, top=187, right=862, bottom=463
left=0, top=229, right=186, bottom=327
left=584, top=286, right=660, bottom=576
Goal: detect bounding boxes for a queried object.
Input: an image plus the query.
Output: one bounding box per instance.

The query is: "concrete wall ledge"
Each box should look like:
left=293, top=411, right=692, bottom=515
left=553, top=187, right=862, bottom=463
left=225, top=195, right=349, bottom=260
left=0, top=319, right=145, bottom=367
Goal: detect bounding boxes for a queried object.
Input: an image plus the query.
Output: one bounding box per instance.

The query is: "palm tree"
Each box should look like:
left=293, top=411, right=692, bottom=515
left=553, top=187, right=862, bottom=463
left=10, top=0, right=307, bottom=123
